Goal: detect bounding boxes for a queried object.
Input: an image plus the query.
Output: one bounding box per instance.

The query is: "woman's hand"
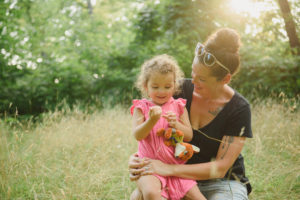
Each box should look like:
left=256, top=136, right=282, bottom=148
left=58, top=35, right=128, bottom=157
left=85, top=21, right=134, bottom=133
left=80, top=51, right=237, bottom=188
left=128, top=153, right=151, bottom=181
left=144, top=159, right=173, bottom=177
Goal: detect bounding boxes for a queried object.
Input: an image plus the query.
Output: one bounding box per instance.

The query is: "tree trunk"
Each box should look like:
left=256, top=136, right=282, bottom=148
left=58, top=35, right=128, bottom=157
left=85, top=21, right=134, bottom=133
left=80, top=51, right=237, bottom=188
left=277, top=0, right=300, bottom=55
left=87, top=0, right=93, bottom=15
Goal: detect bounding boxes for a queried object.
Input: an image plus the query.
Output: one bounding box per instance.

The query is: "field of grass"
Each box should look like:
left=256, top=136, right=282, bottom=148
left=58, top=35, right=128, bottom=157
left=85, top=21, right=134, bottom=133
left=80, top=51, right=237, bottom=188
left=0, top=100, right=299, bottom=199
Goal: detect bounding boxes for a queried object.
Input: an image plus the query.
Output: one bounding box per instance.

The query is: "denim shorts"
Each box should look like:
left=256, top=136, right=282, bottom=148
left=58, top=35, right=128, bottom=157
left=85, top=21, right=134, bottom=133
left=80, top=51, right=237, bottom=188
left=197, top=179, right=248, bottom=200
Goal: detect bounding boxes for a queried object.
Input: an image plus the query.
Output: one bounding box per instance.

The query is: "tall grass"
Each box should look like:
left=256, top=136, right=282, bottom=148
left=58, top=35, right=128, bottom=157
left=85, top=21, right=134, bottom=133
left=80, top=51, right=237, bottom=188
left=0, top=100, right=299, bottom=199
left=245, top=99, right=300, bottom=200
left=0, top=106, right=137, bottom=199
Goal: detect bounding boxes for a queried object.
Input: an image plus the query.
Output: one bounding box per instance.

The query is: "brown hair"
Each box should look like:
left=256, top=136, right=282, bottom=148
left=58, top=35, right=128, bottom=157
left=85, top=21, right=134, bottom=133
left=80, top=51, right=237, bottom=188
left=135, top=54, right=184, bottom=97
left=204, top=28, right=241, bottom=80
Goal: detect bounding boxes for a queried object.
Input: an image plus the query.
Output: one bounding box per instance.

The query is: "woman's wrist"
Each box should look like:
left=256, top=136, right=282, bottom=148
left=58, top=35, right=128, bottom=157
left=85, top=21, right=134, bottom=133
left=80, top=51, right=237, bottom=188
left=167, top=164, right=176, bottom=176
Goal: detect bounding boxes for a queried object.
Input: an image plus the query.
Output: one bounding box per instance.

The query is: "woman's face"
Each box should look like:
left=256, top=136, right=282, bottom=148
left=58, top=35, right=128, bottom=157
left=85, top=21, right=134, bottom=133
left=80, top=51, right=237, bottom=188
left=191, top=57, right=223, bottom=97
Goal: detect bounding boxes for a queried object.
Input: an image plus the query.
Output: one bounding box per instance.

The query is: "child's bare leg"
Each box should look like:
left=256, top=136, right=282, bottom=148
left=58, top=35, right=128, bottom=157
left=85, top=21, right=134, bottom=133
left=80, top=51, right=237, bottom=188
left=137, top=175, right=162, bottom=200
left=130, top=188, right=143, bottom=200
left=130, top=188, right=167, bottom=200
left=183, top=185, right=206, bottom=200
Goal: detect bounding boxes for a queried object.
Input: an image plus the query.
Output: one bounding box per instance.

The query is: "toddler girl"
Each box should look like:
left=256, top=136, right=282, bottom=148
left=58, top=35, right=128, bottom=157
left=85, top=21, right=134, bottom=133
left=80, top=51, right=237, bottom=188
left=130, top=54, right=205, bottom=200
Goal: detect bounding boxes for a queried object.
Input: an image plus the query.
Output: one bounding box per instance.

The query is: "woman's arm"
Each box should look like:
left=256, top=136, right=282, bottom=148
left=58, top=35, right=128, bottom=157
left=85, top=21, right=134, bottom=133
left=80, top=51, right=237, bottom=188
left=146, top=135, right=246, bottom=180
left=132, top=106, right=161, bottom=141
left=163, top=108, right=193, bottom=142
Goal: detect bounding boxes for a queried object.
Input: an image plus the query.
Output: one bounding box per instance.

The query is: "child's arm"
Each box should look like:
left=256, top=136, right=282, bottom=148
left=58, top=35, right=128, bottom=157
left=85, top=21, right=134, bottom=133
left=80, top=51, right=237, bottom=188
left=163, top=108, right=193, bottom=142
left=132, top=106, right=162, bottom=141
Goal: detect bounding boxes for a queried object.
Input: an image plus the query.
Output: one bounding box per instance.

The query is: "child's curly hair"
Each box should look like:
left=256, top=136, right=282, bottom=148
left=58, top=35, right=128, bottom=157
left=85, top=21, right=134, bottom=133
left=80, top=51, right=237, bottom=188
left=135, top=54, right=184, bottom=97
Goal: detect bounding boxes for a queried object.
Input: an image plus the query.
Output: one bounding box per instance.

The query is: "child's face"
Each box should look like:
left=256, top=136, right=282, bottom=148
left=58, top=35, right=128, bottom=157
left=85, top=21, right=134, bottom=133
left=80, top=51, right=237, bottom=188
left=146, top=72, right=175, bottom=106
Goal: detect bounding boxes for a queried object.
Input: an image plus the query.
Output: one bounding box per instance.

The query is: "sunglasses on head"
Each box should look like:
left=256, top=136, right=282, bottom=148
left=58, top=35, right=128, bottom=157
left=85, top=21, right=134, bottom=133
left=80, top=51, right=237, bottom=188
left=194, top=42, right=230, bottom=73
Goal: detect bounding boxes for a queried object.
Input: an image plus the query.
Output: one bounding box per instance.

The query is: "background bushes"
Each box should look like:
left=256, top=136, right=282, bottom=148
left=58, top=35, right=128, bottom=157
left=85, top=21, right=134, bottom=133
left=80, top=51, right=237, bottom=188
left=0, top=0, right=299, bottom=116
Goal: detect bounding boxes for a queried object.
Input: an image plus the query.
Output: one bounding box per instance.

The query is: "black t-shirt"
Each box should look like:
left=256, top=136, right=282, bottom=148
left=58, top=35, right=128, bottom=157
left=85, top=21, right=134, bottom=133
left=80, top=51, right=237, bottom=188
left=174, top=79, right=253, bottom=194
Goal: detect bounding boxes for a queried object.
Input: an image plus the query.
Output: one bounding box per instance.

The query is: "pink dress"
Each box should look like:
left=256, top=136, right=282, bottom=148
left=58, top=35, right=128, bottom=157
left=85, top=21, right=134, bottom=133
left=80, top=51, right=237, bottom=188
left=131, top=97, right=197, bottom=200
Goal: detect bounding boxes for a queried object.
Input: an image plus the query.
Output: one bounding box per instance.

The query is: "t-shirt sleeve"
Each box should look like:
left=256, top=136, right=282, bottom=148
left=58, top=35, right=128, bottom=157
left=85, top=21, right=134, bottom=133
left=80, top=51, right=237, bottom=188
left=173, top=79, right=193, bottom=113
left=224, top=104, right=253, bottom=138
left=130, top=99, right=146, bottom=116
left=175, top=98, right=187, bottom=116
left=174, top=78, right=190, bottom=99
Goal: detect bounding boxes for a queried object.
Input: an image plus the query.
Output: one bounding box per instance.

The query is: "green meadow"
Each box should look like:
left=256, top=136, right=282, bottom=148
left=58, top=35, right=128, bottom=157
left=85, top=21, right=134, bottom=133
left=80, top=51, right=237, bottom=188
left=1, top=100, right=299, bottom=200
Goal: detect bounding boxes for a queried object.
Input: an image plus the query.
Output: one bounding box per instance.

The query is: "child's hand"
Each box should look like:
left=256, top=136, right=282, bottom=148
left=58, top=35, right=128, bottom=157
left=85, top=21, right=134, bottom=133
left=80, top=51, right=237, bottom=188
left=148, top=106, right=162, bottom=122
left=163, top=111, right=178, bottom=128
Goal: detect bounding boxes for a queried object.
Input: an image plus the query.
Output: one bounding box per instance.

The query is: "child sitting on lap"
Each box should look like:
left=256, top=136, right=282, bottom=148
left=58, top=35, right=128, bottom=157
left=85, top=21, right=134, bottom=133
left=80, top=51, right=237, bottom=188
left=131, top=54, right=206, bottom=200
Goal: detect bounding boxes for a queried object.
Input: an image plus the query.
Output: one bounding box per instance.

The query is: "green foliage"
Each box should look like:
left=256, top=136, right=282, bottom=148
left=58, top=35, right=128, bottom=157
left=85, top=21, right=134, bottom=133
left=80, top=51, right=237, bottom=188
left=130, top=0, right=218, bottom=75
left=0, top=0, right=299, bottom=116
left=232, top=42, right=300, bottom=99
left=0, top=0, right=138, bottom=115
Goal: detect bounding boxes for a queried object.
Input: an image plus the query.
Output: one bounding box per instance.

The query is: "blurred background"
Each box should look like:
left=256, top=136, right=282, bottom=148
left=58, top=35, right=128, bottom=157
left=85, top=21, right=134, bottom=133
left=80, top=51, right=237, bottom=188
left=1, top=0, right=299, bottom=116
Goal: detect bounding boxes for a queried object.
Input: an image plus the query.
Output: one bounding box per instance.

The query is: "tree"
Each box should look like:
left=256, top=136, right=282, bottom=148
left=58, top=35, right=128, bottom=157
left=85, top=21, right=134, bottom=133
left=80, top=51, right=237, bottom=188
left=277, top=0, right=300, bottom=55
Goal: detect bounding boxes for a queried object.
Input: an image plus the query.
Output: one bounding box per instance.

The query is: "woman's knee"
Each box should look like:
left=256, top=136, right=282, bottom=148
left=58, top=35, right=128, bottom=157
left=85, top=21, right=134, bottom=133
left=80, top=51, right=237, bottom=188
left=199, top=180, right=248, bottom=200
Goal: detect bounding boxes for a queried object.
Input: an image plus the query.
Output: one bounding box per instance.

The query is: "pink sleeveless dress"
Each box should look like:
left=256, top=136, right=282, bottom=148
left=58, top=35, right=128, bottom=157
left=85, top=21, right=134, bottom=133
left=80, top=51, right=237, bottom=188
left=131, top=97, right=197, bottom=200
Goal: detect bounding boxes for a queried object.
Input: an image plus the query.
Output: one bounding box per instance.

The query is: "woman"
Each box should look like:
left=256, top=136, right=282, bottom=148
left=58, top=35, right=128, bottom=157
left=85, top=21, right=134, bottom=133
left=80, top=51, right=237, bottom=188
left=129, top=28, right=252, bottom=200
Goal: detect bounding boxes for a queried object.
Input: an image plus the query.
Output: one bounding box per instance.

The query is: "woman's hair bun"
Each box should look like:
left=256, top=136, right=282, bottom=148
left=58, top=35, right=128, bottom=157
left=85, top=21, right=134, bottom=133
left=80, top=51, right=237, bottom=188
left=213, top=28, right=241, bottom=53
left=204, top=28, right=241, bottom=78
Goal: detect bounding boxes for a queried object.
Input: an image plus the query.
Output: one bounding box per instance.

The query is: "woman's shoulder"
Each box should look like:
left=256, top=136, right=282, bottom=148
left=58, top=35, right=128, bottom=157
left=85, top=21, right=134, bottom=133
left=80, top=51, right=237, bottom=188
left=229, top=90, right=250, bottom=108
left=223, top=90, right=253, bottom=138
left=174, top=78, right=193, bottom=99
left=180, top=78, right=193, bottom=89
left=222, top=90, right=251, bottom=119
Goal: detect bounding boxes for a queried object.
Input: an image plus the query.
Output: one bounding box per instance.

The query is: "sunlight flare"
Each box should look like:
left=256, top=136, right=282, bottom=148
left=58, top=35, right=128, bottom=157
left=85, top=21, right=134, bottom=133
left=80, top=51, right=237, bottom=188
left=228, top=0, right=273, bottom=18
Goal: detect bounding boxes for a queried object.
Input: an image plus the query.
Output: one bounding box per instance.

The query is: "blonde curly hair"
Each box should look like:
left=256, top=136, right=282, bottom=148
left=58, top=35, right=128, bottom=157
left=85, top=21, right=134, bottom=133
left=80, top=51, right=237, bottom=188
left=135, top=54, right=184, bottom=97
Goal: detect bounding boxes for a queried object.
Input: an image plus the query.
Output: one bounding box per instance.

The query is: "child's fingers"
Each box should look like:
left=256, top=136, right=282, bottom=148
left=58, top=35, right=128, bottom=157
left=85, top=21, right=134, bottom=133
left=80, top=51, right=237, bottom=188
left=165, top=111, right=176, bottom=115
left=164, top=112, right=176, bottom=119
left=149, top=107, right=156, bottom=114
left=162, top=114, right=169, bottom=119
left=168, top=121, right=176, bottom=127
left=169, top=116, right=177, bottom=122
left=165, top=115, right=176, bottom=121
left=150, top=106, right=161, bottom=115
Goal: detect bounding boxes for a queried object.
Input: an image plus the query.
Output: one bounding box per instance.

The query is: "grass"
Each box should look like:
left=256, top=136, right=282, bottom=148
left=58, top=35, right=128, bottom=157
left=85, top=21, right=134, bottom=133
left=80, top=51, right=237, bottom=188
left=244, top=99, right=300, bottom=200
left=0, top=100, right=299, bottom=200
